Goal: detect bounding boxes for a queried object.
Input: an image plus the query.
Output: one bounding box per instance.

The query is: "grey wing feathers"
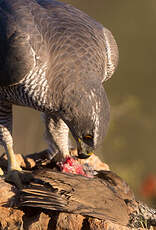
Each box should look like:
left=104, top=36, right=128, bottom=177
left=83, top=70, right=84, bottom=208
left=37, top=0, right=119, bottom=82
left=0, top=0, right=48, bottom=86
left=38, top=0, right=119, bottom=83
left=0, top=0, right=118, bottom=86
left=0, top=1, right=35, bottom=86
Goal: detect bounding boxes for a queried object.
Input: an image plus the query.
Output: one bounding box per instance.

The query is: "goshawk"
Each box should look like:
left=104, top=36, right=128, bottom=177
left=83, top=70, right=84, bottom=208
left=0, top=0, right=118, bottom=184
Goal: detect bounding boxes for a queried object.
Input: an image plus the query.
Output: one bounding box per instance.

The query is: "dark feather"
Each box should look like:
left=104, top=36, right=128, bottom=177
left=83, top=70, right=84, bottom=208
left=20, top=170, right=131, bottom=226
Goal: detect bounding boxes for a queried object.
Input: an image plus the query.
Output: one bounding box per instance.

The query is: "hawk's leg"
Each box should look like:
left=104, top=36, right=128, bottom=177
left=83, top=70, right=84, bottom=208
left=42, top=113, right=70, bottom=161
left=0, top=101, right=21, bottom=172
left=0, top=101, right=29, bottom=187
left=43, top=113, right=88, bottom=175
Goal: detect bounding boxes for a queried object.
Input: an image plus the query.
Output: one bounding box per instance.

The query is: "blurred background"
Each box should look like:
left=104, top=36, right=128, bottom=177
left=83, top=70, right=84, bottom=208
left=2, top=0, right=156, bottom=206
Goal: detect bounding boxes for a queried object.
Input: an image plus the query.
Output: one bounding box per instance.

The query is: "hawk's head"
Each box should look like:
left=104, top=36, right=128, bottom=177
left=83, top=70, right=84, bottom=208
left=60, top=78, right=110, bottom=159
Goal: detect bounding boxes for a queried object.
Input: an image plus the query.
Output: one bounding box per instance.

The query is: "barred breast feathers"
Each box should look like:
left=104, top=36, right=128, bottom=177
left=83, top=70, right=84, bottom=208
left=0, top=45, right=51, bottom=112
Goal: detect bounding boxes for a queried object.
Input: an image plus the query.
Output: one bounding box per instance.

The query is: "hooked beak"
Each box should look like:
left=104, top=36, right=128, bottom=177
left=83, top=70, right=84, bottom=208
left=77, top=138, right=94, bottom=159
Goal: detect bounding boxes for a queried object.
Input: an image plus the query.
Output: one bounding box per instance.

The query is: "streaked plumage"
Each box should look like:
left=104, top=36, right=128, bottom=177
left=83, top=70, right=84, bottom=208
left=0, top=0, right=118, bottom=184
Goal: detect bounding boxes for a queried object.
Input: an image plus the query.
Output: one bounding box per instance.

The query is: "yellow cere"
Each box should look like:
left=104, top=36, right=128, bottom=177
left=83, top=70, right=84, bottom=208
left=88, top=152, right=93, bottom=156
left=78, top=138, right=81, bottom=143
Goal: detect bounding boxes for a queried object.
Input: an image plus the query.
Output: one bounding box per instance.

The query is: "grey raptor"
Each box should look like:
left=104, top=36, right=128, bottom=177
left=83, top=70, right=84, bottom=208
left=0, top=0, right=118, bottom=184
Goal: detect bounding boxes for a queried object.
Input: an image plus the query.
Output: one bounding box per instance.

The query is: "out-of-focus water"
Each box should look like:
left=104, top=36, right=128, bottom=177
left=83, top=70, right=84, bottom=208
left=4, top=1, right=156, bottom=198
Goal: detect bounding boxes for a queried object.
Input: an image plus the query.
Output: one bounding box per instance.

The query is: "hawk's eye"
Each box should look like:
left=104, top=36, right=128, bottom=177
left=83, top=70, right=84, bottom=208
left=83, top=135, right=93, bottom=144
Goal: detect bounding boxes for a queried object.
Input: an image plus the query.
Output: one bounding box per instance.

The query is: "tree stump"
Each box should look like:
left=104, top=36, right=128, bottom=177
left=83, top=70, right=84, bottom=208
left=0, top=151, right=155, bottom=230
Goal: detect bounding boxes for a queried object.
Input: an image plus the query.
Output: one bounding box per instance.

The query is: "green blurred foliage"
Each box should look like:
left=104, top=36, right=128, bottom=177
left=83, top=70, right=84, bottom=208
left=1, top=0, right=155, bottom=200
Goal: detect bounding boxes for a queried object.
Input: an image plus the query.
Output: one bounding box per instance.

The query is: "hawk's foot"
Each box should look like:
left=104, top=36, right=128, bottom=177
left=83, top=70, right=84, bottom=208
left=5, top=169, right=33, bottom=189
